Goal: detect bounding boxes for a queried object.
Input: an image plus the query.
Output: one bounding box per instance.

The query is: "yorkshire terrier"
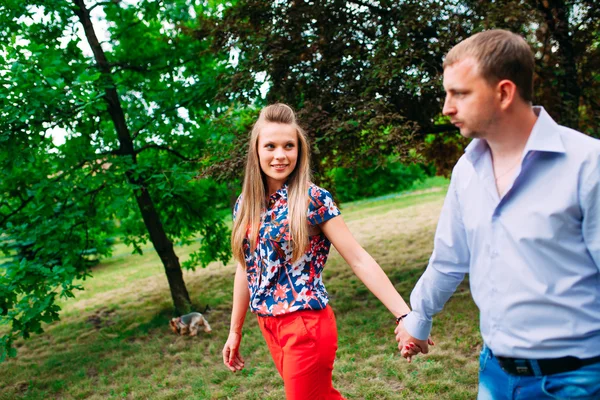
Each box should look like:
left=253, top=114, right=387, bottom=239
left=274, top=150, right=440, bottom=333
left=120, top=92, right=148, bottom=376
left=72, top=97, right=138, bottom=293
left=169, top=312, right=212, bottom=336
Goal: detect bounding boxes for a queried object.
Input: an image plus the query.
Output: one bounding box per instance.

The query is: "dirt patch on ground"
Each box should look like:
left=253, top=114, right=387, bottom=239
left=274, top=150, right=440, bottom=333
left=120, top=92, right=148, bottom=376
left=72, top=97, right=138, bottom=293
left=14, top=381, right=29, bottom=394
left=86, top=307, right=117, bottom=329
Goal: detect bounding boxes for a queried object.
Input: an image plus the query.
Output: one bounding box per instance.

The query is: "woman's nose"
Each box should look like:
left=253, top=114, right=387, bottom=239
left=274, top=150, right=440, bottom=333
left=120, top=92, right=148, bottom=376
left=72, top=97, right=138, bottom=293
left=274, top=148, right=286, bottom=159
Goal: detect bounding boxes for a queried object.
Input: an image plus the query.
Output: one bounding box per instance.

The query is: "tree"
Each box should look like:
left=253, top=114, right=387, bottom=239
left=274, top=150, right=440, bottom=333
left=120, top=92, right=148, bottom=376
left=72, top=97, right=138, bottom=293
left=195, top=0, right=481, bottom=181
left=0, top=0, right=232, bottom=360
left=465, top=0, right=600, bottom=135
left=197, top=0, right=600, bottom=179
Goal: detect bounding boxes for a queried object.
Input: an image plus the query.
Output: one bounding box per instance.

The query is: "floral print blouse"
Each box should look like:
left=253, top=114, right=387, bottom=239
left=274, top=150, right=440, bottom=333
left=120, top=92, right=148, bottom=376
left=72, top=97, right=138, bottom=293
left=234, top=183, right=341, bottom=317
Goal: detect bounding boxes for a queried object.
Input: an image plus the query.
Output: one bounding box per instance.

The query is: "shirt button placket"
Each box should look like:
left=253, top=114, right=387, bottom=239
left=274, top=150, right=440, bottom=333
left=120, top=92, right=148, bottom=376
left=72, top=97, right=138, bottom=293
left=489, top=212, right=500, bottom=339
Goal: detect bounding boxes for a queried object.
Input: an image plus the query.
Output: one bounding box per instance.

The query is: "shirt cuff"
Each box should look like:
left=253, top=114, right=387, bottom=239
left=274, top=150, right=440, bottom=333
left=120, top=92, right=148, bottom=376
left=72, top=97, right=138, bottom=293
left=402, top=312, right=432, bottom=341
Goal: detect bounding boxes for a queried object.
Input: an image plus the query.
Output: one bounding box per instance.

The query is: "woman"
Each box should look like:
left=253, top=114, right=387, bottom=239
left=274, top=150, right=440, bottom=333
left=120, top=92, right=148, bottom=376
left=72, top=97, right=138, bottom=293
left=222, top=103, right=415, bottom=399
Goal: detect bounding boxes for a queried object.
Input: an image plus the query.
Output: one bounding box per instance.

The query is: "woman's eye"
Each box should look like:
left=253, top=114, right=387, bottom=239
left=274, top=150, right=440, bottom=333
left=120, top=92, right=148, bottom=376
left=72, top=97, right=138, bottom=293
left=285, top=143, right=295, bottom=149
left=265, top=144, right=275, bottom=149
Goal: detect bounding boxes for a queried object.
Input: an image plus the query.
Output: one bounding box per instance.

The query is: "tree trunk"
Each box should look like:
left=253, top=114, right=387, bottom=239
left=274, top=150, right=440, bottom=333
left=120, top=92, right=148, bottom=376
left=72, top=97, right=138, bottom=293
left=536, top=0, right=581, bottom=129
left=73, top=0, right=192, bottom=314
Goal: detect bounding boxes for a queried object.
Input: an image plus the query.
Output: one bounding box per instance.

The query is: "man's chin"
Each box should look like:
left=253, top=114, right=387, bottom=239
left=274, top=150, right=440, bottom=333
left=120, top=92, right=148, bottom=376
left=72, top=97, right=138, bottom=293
left=458, top=128, right=471, bottom=138
left=460, top=128, right=482, bottom=139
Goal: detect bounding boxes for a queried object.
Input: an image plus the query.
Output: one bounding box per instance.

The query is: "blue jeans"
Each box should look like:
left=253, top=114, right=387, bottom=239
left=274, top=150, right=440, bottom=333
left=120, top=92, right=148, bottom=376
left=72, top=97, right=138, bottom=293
left=478, top=345, right=600, bottom=400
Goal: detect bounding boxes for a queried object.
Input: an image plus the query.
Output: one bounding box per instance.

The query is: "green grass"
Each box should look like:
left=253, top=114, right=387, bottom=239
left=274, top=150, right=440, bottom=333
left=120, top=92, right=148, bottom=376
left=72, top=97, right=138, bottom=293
left=0, top=180, right=483, bottom=399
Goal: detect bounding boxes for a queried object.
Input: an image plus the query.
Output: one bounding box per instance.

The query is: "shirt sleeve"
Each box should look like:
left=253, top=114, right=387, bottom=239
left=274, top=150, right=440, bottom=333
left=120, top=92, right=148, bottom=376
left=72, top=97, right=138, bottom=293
left=307, top=186, right=340, bottom=226
left=402, top=172, right=471, bottom=340
left=581, top=158, right=600, bottom=272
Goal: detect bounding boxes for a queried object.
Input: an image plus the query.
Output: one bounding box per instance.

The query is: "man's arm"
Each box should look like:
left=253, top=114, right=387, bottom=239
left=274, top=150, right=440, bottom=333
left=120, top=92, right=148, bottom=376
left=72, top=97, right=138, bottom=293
left=397, top=172, right=471, bottom=355
left=581, top=157, right=600, bottom=272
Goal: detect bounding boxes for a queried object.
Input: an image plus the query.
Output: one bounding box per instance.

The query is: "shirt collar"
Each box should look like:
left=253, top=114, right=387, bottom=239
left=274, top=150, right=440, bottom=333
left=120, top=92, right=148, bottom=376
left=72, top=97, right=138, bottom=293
left=268, top=182, right=288, bottom=203
left=464, top=106, right=565, bottom=165
left=523, top=106, right=565, bottom=154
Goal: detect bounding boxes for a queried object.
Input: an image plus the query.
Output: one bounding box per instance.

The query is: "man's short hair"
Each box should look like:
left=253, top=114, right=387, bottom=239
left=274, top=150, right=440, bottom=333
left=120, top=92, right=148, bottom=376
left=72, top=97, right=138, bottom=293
left=443, top=29, right=535, bottom=102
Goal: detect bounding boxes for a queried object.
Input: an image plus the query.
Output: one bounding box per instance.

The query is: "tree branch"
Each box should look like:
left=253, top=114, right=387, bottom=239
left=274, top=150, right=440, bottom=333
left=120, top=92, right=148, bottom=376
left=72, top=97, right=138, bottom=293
left=50, top=158, right=102, bottom=184
left=72, top=0, right=137, bottom=157
left=109, top=58, right=196, bottom=74
left=108, top=62, right=148, bottom=72
left=0, top=196, right=35, bottom=227
left=131, top=119, right=155, bottom=141
left=135, top=144, right=200, bottom=162
left=1, top=155, right=107, bottom=227
left=88, top=1, right=113, bottom=13
left=131, top=96, right=199, bottom=140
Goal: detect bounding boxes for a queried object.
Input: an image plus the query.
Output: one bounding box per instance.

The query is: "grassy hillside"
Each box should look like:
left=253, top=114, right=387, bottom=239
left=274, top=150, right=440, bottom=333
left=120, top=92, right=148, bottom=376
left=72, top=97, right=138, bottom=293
left=0, top=182, right=482, bottom=399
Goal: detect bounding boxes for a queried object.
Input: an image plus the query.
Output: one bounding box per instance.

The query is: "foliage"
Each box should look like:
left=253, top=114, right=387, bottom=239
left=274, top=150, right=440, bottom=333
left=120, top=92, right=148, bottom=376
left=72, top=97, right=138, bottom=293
left=331, top=162, right=432, bottom=202
left=196, top=0, right=600, bottom=179
left=3, top=0, right=600, bottom=363
left=464, top=0, right=600, bottom=135
left=198, top=0, right=462, bottom=184
left=0, top=0, right=232, bottom=360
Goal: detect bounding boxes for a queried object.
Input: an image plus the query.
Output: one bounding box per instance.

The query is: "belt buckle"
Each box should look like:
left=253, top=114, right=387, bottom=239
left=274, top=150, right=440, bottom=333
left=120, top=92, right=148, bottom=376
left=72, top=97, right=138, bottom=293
left=514, top=359, right=532, bottom=375
left=515, top=364, right=530, bottom=375
left=498, top=357, right=533, bottom=376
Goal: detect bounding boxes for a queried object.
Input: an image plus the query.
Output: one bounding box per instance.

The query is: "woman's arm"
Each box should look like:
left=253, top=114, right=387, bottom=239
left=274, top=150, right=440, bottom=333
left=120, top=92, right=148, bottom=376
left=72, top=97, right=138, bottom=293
left=320, top=216, right=411, bottom=319
left=222, top=262, right=250, bottom=372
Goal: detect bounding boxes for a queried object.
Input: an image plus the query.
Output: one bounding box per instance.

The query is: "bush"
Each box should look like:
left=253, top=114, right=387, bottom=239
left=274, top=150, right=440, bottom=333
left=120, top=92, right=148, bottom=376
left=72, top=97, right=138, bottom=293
left=330, top=162, right=433, bottom=202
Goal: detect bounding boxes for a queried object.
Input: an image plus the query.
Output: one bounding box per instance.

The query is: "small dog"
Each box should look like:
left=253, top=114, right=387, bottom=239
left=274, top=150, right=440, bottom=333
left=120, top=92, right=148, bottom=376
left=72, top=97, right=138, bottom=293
left=169, top=312, right=212, bottom=336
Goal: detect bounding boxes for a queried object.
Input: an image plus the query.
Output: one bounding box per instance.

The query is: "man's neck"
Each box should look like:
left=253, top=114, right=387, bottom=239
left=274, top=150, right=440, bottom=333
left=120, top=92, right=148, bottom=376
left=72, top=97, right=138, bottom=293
left=486, top=105, right=538, bottom=160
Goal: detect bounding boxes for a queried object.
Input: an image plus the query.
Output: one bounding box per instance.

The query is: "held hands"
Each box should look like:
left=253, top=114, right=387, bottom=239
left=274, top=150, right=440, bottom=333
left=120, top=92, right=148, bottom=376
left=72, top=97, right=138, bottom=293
left=222, top=331, right=245, bottom=372
left=394, top=323, right=434, bottom=363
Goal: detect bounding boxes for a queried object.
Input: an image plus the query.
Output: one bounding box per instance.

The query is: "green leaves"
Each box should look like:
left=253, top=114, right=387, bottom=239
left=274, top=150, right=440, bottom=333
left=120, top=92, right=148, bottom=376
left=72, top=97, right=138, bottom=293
left=1, top=0, right=234, bottom=360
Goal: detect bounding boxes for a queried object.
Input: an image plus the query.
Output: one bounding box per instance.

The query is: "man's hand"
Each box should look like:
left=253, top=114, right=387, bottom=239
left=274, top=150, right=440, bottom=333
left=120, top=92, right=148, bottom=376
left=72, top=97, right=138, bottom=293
left=394, top=323, right=435, bottom=362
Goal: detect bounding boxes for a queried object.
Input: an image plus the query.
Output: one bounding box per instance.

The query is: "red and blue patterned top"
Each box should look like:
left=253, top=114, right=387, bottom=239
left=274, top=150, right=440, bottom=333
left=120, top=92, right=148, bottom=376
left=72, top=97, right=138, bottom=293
left=234, top=183, right=341, bottom=316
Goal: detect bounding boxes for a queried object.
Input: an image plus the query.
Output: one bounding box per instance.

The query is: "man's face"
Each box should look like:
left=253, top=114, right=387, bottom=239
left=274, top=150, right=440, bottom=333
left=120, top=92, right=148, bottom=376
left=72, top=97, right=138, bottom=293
left=442, top=57, right=499, bottom=139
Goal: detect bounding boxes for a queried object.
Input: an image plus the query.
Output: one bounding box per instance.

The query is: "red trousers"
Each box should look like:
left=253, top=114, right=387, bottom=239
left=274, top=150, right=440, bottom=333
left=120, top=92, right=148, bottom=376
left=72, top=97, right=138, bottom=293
left=257, top=305, right=345, bottom=400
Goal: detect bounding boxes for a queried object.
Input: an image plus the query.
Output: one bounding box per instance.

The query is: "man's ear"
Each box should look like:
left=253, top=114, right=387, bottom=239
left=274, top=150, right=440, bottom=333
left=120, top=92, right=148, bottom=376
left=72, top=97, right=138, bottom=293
left=497, top=79, right=517, bottom=110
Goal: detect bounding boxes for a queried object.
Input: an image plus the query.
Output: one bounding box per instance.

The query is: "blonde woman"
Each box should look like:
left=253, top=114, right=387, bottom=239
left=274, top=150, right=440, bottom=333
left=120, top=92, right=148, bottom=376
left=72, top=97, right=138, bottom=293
left=222, top=103, right=416, bottom=399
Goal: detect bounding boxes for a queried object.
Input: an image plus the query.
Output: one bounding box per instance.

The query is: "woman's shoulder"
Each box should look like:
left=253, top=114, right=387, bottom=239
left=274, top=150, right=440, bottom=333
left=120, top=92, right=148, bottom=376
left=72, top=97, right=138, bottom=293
left=306, top=183, right=339, bottom=224
left=307, top=183, right=333, bottom=200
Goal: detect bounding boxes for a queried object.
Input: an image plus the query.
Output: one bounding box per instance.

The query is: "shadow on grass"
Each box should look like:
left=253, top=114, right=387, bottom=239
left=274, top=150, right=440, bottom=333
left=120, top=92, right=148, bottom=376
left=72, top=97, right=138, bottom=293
left=1, top=192, right=483, bottom=399
left=0, top=270, right=237, bottom=399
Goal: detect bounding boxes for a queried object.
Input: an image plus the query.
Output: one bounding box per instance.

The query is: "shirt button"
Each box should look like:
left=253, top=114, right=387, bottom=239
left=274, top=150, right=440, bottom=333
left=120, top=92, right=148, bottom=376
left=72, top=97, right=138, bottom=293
left=491, top=250, right=499, bottom=258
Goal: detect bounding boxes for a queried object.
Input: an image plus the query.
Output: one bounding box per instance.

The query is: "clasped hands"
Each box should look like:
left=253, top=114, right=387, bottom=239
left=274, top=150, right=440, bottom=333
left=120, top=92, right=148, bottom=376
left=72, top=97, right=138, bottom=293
left=394, top=323, right=434, bottom=362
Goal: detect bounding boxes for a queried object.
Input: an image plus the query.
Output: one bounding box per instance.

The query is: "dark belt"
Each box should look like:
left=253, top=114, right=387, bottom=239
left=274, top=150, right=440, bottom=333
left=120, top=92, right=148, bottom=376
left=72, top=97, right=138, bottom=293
left=496, top=353, right=600, bottom=376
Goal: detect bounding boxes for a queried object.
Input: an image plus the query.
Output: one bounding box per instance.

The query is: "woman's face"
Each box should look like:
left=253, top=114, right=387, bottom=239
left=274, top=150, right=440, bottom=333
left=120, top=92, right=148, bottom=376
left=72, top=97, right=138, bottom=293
left=257, top=122, right=299, bottom=193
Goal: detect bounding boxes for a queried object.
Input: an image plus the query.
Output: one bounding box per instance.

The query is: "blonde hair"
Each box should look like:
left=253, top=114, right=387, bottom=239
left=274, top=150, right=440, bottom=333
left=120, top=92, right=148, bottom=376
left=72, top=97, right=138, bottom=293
left=231, top=104, right=311, bottom=266
left=443, top=29, right=535, bottom=102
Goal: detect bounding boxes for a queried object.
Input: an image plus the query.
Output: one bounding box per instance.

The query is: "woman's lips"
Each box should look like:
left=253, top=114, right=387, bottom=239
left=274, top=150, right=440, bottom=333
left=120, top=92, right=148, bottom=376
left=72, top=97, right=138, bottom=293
left=271, top=164, right=288, bottom=171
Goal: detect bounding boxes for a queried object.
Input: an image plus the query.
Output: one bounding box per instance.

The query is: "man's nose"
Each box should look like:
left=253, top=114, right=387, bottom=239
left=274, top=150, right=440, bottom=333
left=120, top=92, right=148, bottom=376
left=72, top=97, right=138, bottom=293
left=442, top=96, right=455, bottom=116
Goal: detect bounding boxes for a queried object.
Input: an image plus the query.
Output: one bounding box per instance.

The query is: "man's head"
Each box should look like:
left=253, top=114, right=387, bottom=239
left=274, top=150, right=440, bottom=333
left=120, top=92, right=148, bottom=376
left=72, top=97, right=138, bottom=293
left=442, top=30, right=535, bottom=138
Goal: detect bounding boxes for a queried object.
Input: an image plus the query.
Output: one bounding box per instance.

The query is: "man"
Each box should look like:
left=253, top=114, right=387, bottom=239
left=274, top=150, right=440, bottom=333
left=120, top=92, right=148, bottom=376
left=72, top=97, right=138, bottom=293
left=395, top=29, right=600, bottom=399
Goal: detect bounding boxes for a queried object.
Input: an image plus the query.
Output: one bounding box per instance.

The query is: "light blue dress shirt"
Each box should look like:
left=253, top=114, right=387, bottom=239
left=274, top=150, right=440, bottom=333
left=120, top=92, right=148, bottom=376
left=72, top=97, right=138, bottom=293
left=403, top=107, right=600, bottom=359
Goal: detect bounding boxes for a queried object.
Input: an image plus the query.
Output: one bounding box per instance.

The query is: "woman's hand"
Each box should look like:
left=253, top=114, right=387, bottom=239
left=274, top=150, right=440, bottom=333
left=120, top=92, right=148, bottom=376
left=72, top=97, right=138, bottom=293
left=395, top=322, right=435, bottom=362
left=222, top=331, right=245, bottom=372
